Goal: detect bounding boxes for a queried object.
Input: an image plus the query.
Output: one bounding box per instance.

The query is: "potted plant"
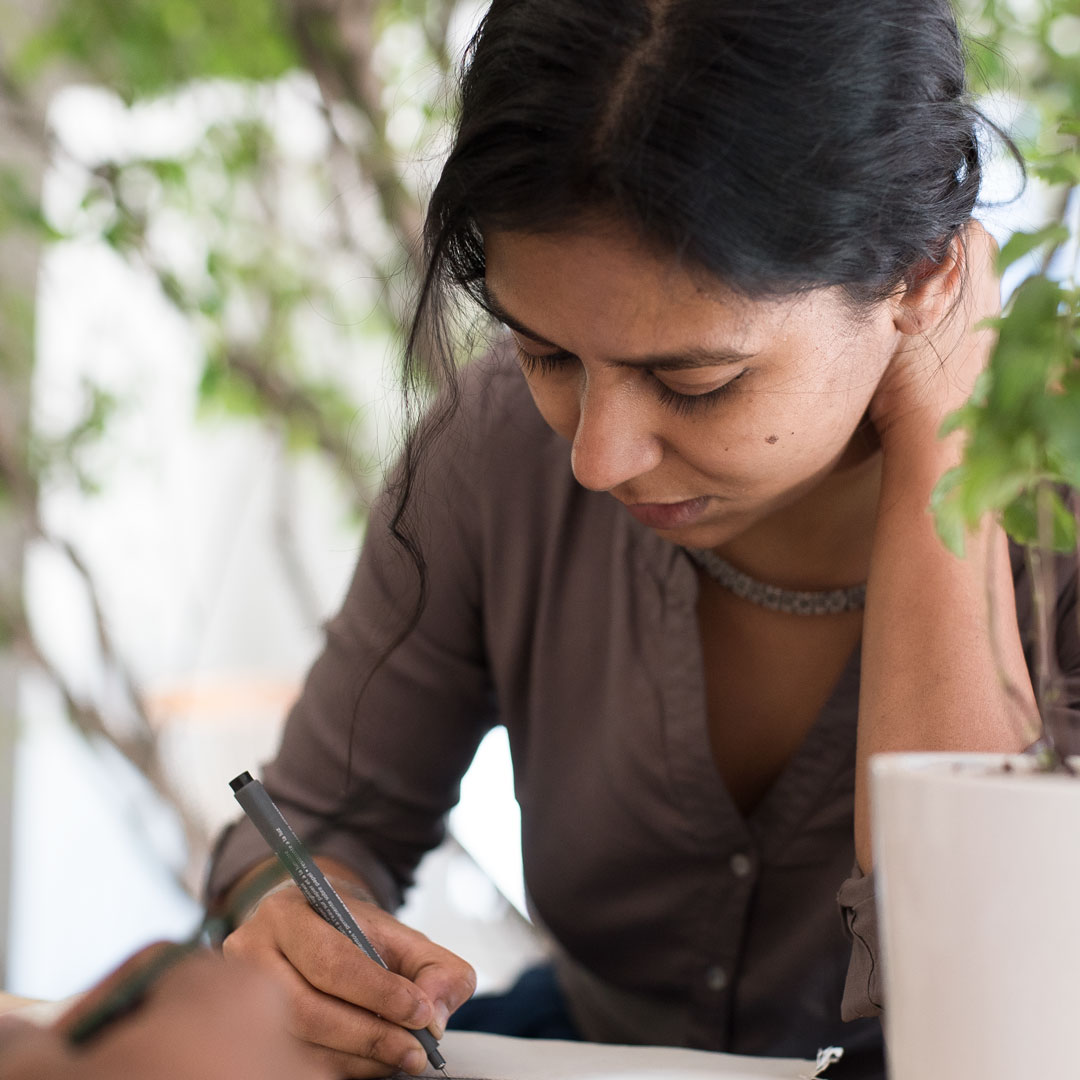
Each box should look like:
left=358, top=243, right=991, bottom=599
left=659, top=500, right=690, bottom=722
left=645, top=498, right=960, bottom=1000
left=870, top=22, right=1080, bottom=1078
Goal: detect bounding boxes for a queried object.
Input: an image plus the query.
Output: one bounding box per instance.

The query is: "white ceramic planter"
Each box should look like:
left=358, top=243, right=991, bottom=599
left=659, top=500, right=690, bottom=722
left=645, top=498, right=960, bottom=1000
left=872, top=752, right=1080, bottom=1080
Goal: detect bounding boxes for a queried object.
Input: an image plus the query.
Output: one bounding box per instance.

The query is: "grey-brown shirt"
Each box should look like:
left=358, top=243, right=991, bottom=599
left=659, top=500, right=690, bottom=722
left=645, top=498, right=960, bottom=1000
left=206, top=349, right=1080, bottom=1078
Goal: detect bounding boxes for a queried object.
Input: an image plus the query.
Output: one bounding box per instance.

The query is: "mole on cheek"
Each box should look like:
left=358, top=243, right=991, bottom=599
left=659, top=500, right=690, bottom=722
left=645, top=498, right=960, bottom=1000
left=765, top=435, right=779, bottom=445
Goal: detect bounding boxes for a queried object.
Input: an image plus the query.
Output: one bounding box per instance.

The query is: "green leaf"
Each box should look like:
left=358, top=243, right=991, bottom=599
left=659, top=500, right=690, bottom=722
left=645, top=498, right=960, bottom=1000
left=1047, top=492, right=1078, bottom=552
left=1002, top=491, right=1040, bottom=545
left=1032, top=154, right=1080, bottom=186
left=1003, top=487, right=1079, bottom=552
left=931, top=465, right=969, bottom=556
left=984, top=276, right=1068, bottom=417
left=996, top=224, right=1071, bottom=274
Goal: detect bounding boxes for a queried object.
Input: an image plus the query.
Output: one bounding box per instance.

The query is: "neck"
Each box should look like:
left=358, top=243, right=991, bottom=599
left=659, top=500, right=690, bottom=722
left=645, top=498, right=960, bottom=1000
left=717, top=430, right=882, bottom=590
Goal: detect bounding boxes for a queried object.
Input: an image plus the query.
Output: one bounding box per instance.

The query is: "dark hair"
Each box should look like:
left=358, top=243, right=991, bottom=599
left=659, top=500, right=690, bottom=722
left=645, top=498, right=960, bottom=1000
left=419, top=0, right=985, bottom=320
left=375, top=0, right=993, bottom=689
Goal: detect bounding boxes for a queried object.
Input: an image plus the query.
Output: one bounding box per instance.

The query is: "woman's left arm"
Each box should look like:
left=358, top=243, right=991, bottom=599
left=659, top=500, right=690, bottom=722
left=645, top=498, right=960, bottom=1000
left=855, top=221, right=1037, bottom=872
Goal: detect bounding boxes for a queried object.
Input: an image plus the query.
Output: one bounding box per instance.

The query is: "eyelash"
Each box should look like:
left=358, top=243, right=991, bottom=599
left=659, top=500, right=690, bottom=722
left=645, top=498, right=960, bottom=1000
left=513, top=346, right=747, bottom=417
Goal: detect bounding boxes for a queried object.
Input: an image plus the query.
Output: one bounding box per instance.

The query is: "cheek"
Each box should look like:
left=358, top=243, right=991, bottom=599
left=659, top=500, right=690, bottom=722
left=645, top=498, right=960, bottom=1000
left=684, top=380, right=867, bottom=479
left=816, top=330, right=896, bottom=410
left=766, top=345, right=888, bottom=440
left=522, top=375, right=581, bottom=442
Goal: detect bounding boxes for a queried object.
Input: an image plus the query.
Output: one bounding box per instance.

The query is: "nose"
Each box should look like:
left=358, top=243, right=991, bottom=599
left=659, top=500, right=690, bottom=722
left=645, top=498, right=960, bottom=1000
left=569, top=378, right=663, bottom=492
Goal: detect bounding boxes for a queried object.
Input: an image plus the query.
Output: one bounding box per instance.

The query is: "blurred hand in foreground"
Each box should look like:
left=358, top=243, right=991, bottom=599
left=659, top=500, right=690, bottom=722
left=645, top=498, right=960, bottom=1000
left=0, top=944, right=333, bottom=1080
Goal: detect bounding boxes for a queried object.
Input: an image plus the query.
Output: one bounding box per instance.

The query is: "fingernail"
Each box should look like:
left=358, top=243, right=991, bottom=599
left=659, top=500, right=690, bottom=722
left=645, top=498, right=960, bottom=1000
left=402, top=1047, right=428, bottom=1075
left=432, top=1000, right=451, bottom=1038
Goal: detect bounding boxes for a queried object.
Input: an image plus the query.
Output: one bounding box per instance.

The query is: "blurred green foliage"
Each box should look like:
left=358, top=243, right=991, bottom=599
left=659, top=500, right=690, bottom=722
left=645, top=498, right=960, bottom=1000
left=4, top=0, right=466, bottom=521
left=934, top=0, right=1080, bottom=555
left=14, top=0, right=298, bottom=99
left=0, top=0, right=471, bottom=861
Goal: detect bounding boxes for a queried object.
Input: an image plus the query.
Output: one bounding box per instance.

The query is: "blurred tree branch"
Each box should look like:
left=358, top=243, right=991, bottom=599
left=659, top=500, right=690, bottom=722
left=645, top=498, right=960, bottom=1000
left=0, top=408, right=211, bottom=890
left=0, top=0, right=468, bottom=895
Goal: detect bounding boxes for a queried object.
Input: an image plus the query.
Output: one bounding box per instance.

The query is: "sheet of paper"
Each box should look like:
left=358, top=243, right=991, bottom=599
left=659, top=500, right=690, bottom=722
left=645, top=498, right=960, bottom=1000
left=421, top=1031, right=833, bottom=1080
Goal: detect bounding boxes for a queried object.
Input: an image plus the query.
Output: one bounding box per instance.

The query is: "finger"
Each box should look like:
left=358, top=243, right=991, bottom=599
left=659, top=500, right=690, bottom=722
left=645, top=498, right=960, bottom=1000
left=303, top=1041, right=405, bottom=1079
left=373, top=927, right=476, bottom=1035
left=404, top=951, right=477, bottom=1036
left=262, top=902, right=434, bottom=1031
left=257, top=944, right=431, bottom=1075
left=227, top=885, right=429, bottom=1028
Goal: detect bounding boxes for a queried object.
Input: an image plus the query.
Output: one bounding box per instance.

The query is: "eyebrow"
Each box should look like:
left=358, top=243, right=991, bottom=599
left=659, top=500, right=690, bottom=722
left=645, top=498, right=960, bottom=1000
left=482, top=288, right=757, bottom=370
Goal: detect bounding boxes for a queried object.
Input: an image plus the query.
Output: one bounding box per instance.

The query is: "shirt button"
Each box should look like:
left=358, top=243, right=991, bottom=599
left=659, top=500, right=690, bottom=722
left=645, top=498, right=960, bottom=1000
left=705, top=965, right=728, bottom=992
left=730, top=853, right=753, bottom=878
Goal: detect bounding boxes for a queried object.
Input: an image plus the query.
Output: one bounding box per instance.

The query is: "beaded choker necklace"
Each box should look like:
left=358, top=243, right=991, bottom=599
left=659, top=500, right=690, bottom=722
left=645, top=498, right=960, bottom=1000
left=684, top=547, right=866, bottom=616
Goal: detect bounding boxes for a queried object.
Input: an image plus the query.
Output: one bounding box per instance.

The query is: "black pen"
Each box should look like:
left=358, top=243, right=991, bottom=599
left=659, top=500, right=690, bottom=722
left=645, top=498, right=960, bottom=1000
left=230, top=771, right=449, bottom=1076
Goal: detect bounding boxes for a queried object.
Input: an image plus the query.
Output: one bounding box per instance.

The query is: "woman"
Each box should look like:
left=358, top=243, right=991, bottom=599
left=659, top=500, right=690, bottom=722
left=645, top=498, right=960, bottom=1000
left=206, top=2, right=1078, bottom=1078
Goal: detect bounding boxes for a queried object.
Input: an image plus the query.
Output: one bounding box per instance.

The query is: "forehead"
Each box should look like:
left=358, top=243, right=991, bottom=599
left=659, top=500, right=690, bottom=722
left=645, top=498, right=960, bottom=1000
left=482, top=223, right=851, bottom=355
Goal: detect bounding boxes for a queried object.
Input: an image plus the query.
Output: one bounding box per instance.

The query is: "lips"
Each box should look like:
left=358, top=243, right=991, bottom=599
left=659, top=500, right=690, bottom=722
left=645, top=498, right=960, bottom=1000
left=624, top=496, right=711, bottom=530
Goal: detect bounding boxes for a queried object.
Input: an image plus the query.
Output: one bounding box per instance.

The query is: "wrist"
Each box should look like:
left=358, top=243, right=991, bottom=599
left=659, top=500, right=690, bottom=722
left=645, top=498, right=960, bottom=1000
left=233, top=877, right=295, bottom=929
left=325, top=875, right=380, bottom=908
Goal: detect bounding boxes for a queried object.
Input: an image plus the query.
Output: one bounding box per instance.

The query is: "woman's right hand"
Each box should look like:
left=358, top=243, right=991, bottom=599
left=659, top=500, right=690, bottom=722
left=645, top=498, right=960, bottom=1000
left=222, top=879, right=477, bottom=1078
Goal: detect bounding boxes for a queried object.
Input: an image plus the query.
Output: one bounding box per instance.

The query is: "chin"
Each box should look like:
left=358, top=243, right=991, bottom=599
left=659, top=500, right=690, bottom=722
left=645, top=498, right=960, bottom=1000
left=650, top=513, right=749, bottom=550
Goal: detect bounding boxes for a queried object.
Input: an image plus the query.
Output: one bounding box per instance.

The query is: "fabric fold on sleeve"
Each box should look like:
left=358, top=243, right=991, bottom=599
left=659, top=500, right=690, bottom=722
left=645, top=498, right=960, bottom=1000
left=837, top=862, right=884, bottom=1020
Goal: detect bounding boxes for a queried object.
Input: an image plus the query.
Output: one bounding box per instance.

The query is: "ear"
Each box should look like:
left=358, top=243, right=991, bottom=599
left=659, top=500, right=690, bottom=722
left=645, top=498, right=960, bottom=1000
left=892, top=237, right=965, bottom=336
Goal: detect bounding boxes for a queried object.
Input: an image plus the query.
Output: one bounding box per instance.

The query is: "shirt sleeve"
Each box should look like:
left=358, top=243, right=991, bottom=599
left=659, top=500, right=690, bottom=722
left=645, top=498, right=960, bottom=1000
left=203, top=371, right=499, bottom=917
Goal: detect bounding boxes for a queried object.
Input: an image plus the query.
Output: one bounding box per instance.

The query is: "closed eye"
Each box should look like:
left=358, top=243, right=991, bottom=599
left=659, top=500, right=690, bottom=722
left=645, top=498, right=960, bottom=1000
left=513, top=343, right=748, bottom=416
left=653, top=370, right=749, bottom=415
left=513, top=345, right=575, bottom=375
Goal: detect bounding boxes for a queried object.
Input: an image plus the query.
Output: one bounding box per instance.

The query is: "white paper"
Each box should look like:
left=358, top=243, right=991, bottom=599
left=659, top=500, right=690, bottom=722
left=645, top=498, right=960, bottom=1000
left=422, top=1031, right=834, bottom=1080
